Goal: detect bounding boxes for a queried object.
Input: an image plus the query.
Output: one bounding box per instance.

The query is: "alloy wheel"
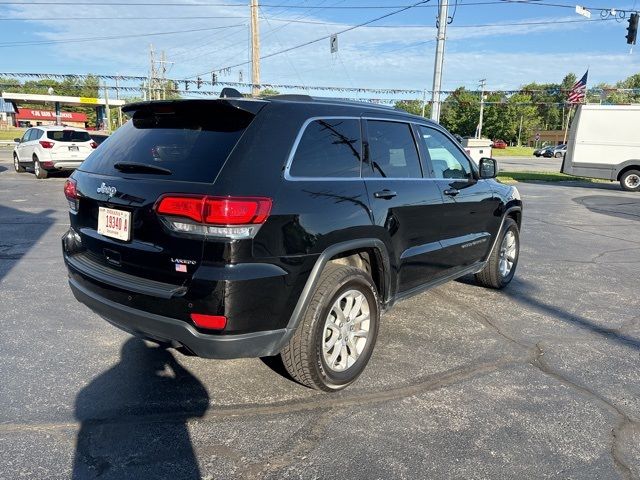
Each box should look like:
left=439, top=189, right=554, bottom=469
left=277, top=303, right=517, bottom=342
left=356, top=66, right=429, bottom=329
left=322, top=289, right=371, bottom=372
left=498, top=230, right=517, bottom=278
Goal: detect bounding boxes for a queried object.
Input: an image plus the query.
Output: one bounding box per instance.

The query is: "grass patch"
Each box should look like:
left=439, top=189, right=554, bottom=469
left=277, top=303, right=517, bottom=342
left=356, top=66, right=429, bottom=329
left=497, top=171, right=605, bottom=184
left=492, top=146, right=534, bottom=157
left=0, top=129, right=24, bottom=141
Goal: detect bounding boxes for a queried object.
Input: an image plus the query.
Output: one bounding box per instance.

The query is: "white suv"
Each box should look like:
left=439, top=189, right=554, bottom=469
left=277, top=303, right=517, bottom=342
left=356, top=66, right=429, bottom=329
left=13, top=126, right=97, bottom=179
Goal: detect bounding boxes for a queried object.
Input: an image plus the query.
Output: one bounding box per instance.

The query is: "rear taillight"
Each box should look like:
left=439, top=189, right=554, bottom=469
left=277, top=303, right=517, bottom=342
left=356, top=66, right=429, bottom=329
left=190, top=313, right=227, bottom=330
left=90, top=141, right=98, bottom=149
left=39, top=140, right=54, bottom=149
left=155, top=195, right=272, bottom=239
left=64, top=178, right=79, bottom=211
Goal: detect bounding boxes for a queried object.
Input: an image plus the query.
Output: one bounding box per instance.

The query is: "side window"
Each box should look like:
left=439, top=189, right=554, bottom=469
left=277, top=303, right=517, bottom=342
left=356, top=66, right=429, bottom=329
left=20, top=129, right=31, bottom=143
left=289, top=119, right=361, bottom=178
left=417, top=126, right=473, bottom=180
left=364, top=120, right=422, bottom=178
left=29, top=129, right=41, bottom=142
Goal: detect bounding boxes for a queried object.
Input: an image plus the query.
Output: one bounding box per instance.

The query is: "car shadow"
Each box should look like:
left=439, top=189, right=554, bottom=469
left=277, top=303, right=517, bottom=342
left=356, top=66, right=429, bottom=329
left=0, top=165, right=6, bottom=173
left=0, top=204, right=55, bottom=283
left=260, top=354, right=296, bottom=383
left=573, top=195, right=640, bottom=222
left=73, top=338, right=209, bottom=479
left=460, top=276, right=640, bottom=352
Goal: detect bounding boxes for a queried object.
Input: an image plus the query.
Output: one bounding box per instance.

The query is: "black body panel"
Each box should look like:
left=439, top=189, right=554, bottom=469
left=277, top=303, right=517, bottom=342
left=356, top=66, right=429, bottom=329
left=63, top=96, right=522, bottom=358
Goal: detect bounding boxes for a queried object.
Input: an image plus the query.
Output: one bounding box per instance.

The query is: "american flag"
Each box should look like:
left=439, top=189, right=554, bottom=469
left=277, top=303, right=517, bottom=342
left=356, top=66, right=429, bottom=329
left=567, top=70, right=588, bottom=104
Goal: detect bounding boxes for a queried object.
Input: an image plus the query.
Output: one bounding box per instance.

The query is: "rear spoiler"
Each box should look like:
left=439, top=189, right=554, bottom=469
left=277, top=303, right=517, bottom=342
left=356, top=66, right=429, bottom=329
left=122, top=98, right=268, bottom=117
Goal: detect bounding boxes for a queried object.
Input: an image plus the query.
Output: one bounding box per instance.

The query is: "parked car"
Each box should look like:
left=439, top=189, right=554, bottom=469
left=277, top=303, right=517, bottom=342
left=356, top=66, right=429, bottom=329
left=492, top=139, right=507, bottom=149
left=62, top=96, right=523, bottom=391
left=543, top=144, right=567, bottom=158
left=13, top=126, right=97, bottom=178
left=533, top=145, right=553, bottom=157
left=562, top=104, right=640, bottom=191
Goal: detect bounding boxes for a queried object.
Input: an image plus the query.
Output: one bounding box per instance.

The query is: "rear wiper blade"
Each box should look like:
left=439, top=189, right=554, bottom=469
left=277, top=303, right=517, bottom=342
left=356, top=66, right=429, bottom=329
left=113, top=162, right=172, bottom=175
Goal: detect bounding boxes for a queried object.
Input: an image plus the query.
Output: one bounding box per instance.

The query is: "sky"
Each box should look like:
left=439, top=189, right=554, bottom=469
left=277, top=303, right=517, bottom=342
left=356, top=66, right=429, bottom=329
left=1, top=0, right=639, bottom=100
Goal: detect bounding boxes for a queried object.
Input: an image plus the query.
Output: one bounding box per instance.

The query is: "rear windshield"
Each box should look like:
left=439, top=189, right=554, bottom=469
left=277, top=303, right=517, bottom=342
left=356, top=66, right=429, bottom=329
left=80, top=103, right=255, bottom=182
left=47, top=130, right=91, bottom=142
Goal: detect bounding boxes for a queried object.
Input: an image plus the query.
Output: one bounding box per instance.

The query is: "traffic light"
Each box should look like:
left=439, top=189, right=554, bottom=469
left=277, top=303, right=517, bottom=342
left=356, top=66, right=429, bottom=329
left=626, top=12, right=639, bottom=45
left=197, top=77, right=202, bottom=89
left=211, top=73, right=217, bottom=85
left=184, top=80, right=189, bottom=91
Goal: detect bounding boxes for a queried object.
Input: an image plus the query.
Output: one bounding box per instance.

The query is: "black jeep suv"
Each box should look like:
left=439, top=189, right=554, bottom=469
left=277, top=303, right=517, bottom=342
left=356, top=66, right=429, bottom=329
left=62, top=96, right=522, bottom=391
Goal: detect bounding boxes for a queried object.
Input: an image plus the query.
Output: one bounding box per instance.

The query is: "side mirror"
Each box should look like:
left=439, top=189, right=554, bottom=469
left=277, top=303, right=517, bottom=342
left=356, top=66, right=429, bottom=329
left=479, top=157, right=497, bottom=179
left=14, top=137, right=21, bottom=143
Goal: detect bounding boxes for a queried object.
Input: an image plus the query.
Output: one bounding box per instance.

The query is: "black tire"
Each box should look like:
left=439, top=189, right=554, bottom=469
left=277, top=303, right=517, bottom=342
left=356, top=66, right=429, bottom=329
left=33, top=157, right=48, bottom=179
left=555, top=152, right=563, bottom=158
left=619, top=169, right=640, bottom=192
left=281, top=264, right=380, bottom=392
left=475, top=218, right=520, bottom=289
left=13, top=154, right=25, bottom=173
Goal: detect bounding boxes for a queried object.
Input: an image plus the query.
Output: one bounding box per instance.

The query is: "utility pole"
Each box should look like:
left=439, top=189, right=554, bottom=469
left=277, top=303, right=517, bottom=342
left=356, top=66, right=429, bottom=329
left=517, top=114, right=523, bottom=146
left=161, top=50, right=166, bottom=100
left=115, top=76, right=123, bottom=128
left=250, top=0, right=260, bottom=97
left=430, top=0, right=448, bottom=123
left=149, top=44, right=155, bottom=100
left=476, top=78, right=486, bottom=138
left=103, top=82, right=111, bottom=132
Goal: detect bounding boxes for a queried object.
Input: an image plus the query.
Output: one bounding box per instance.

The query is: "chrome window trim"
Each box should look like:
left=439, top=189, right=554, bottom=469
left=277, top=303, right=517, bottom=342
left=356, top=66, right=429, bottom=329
left=283, top=114, right=475, bottom=182
left=283, top=116, right=364, bottom=182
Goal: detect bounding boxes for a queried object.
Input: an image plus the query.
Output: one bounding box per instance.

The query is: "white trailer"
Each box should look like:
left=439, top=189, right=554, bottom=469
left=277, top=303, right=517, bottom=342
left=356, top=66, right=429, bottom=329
left=562, top=104, right=640, bottom=191
left=461, top=138, right=492, bottom=163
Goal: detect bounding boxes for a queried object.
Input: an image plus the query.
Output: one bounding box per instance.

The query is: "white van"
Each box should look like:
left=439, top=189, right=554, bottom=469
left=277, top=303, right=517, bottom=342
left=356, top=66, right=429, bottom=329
left=561, top=104, right=640, bottom=191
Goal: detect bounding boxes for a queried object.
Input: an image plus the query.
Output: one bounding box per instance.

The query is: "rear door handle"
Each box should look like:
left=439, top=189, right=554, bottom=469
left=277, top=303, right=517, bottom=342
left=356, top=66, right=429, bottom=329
left=374, top=189, right=397, bottom=199
left=444, top=188, right=460, bottom=197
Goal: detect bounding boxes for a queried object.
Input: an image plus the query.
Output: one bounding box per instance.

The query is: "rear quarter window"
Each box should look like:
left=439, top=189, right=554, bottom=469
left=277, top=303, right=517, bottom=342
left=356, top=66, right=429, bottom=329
left=289, top=118, right=362, bottom=178
left=47, top=130, right=91, bottom=142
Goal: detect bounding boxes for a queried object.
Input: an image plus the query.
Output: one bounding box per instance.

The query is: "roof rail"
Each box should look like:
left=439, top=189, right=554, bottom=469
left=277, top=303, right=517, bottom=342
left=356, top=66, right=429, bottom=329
left=267, top=94, right=313, bottom=101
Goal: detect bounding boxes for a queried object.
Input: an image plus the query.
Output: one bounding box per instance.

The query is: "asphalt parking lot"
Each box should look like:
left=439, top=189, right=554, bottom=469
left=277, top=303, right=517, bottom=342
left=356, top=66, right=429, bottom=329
left=0, top=150, right=639, bottom=479
left=497, top=154, right=562, bottom=172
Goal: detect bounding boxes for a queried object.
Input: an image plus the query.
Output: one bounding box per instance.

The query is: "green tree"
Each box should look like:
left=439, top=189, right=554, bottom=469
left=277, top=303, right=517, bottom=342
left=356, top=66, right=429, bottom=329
left=483, top=93, right=541, bottom=145
left=394, top=99, right=428, bottom=117
left=440, top=87, right=480, bottom=136
left=259, top=88, right=280, bottom=97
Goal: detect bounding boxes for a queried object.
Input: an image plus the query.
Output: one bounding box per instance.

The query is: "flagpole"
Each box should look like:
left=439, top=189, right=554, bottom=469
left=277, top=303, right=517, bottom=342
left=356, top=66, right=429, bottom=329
left=562, top=104, right=573, bottom=145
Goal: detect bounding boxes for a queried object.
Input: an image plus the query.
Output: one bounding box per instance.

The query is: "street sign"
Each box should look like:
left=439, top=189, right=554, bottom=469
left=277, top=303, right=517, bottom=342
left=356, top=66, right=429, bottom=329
left=535, top=133, right=541, bottom=141
left=330, top=34, right=338, bottom=53
left=575, top=5, right=591, bottom=18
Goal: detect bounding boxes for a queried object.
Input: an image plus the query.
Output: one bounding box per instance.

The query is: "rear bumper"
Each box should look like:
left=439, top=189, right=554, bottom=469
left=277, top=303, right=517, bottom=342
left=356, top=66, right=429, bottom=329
left=69, top=276, right=288, bottom=359
left=50, top=160, right=84, bottom=170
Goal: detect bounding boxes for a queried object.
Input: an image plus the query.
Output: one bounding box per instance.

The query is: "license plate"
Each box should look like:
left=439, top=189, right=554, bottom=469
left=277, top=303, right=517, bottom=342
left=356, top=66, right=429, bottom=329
left=69, top=145, right=79, bottom=151
left=97, top=207, right=131, bottom=241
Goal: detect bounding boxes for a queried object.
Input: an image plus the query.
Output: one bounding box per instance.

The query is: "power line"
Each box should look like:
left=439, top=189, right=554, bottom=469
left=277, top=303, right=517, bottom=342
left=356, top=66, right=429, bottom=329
left=0, top=23, right=245, bottom=48
left=187, top=0, right=433, bottom=79
left=0, top=0, right=575, bottom=7
left=0, top=14, right=622, bottom=28
left=3, top=74, right=640, bottom=96
left=0, top=16, right=248, bottom=21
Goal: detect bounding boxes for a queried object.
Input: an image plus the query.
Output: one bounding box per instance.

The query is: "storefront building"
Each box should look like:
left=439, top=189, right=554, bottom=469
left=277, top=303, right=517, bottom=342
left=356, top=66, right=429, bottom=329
left=0, top=98, right=16, bottom=128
